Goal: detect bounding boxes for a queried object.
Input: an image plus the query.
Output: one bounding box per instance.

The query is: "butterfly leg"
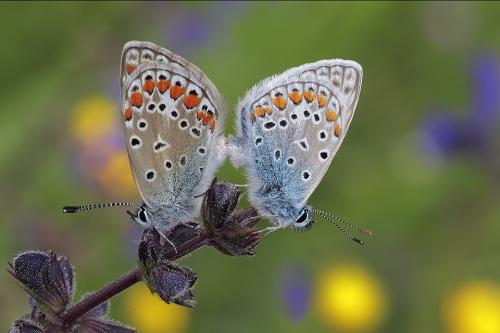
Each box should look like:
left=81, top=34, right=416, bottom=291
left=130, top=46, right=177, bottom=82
left=193, top=177, right=219, bottom=199
left=240, top=216, right=261, bottom=228
left=257, top=213, right=284, bottom=235
left=259, top=225, right=281, bottom=236
left=230, top=183, right=248, bottom=188
left=155, top=226, right=179, bottom=255
left=193, top=189, right=209, bottom=199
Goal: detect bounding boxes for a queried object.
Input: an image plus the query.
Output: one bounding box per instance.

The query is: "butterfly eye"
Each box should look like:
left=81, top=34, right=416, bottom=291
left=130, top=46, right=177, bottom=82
left=296, top=211, right=308, bottom=223
left=292, top=208, right=312, bottom=230
left=138, top=208, right=148, bottom=223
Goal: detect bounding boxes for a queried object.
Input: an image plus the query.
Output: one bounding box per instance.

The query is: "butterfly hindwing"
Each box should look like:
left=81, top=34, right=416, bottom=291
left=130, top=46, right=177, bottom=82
left=120, top=41, right=225, bottom=210
left=230, top=60, right=362, bottom=218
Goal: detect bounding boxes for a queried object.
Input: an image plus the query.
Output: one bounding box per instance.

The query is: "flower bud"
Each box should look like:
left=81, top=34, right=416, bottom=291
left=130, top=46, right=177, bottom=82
left=138, top=228, right=198, bottom=308
left=147, top=261, right=197, bottom=308
left=203, top=179, right=262, bottom=256
left=8, top=251, right=74, bottom=314
left=8, top=320, right=44, bottom=333
left=9, top=251, right=136, bottom=332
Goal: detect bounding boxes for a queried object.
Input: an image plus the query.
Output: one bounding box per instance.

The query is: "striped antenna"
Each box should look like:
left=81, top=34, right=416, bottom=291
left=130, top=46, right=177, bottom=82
left=312, top=208, right=372, bottom=245
left=62, top=202, right=138, bottom=214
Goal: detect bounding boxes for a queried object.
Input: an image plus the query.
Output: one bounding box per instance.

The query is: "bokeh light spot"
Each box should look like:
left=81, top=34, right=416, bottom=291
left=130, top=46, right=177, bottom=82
left=316, top=263, right=386, bottom=332
left=443, top=280, right=500, bottom=333
left=125, top=283, right=189, bottom=333
left=97, top=152, right=135, bottom=196
left=72, top=96, right=116, bottom=143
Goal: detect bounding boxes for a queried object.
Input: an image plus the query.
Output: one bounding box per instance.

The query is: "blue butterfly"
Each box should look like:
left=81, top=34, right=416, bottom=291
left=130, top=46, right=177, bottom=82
left=228, top=60, right=371, bottom=243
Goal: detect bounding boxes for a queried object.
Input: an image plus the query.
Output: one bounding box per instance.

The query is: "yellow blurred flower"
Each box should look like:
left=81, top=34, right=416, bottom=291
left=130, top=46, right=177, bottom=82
left=316, top=263, right=387, bottom=332
left=97, top=151, right=136, bottom=197
left=69, top=95, right=137, bottom=197
left=443, top=280, right=500, bottom=333
left=124, top=283, right=190, bottom=333
left=71, top=96, right=116, bottom=143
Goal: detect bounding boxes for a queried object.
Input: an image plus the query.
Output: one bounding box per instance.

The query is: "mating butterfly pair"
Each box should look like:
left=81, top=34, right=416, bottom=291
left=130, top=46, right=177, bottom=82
left=64, top=41, right=370, bottom=244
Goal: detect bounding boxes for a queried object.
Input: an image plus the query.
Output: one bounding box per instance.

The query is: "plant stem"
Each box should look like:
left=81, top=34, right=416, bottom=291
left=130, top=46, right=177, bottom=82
left=168, top=234, right=212, bottom=261
left=60, top=234, right=211, bottom=326
left=60, top=268, right=142, bottom=325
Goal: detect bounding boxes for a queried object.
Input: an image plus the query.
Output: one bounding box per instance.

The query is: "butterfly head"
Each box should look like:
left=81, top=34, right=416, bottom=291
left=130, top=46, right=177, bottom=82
left=127, top=204, right=150, bottom=227
left=127, top=202, right=196, bottom=230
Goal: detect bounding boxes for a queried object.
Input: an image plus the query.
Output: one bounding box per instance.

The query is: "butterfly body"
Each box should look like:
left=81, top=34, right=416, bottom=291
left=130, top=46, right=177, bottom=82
left=120, top=41, right=226, bottom=231
left=230, top=60, right=363, bottom=230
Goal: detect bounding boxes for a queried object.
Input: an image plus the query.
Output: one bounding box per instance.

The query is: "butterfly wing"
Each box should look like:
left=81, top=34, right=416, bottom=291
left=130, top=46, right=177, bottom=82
left=230, top=60, right=362, bottom=216
left=120, top=41, right=226, bottom=210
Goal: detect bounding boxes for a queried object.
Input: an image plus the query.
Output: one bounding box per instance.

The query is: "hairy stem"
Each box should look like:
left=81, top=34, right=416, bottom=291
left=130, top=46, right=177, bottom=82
left=60, top=234, right=211, bottom=326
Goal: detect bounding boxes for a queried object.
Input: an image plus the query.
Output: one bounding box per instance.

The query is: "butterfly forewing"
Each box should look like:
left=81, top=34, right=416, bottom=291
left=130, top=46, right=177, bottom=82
left=293, top=60, right=363, bottom=138
left=120, top=41, right=224, bottom=208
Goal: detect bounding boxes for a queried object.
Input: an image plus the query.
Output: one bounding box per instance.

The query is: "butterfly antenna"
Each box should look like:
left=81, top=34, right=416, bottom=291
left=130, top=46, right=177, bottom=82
left=62, top=202, right=139, bottom=214
left=315, top=208, right=372, bottom=236
left=312, top=209, right=370, bottom=245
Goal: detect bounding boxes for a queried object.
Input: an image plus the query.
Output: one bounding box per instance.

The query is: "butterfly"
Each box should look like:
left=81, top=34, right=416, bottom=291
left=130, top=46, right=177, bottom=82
left=228, top=60, right=371, bottom=243
left=63, top=41, right=227, bottom=233
left=64, top=41, right=369, bottom=244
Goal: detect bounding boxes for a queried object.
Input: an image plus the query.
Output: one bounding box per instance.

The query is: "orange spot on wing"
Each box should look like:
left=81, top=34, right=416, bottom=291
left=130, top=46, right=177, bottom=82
left=317, top=94, right=327, bottom=108
left=209, top=118, right=216, bottom=131
left=255, top=106, right=266, bottom=117
left=273, top=95, right=287, bottom=110
left=143, top=80, right=155, bottom=94
left=334, top=123, right=342, bottom=137
left=130, top=92, right=143, bottom=107
left=264, top=106, right=272, bottom=115
left=304, top=89, right=315, bottom=103
left=250, top=113, right=256, bottom=122
left=126, top=64, right=137, bottom=74
left=157, top=80, right=170, bottom=94
left=326, top=108, right=337, bottom=122
left=289, top=90, right=303, bottom=105
left=202, top=113, right=213, bottom=126
left=170, top=84, right=186, bottom=100
left=183, top=93, right=200, bottom=109
left=197, top=110, right=206, bottom=121
left=124, top=107, right=133, bottom=121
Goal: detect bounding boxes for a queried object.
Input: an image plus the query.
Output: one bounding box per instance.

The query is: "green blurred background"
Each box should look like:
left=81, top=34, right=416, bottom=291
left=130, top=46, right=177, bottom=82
left=2, top=2, right=500, bottom=333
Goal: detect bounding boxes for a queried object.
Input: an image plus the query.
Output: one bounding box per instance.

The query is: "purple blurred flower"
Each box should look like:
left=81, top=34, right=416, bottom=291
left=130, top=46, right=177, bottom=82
left=161, top=3, right=247, bottom=56
left=423, top=110, right=464, bottom=157
left=422, top=53, right=500, bottom=159
left=168, top=12, right=213, bottom=51
left=280, top=264, right=311, bottom=321
left=470, top=54, right=500, bottom=130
